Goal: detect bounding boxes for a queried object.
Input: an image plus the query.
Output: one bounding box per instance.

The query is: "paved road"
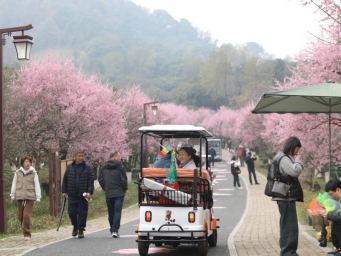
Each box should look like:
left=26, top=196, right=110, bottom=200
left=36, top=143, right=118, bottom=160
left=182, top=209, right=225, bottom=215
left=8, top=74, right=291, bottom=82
left=25, top=159, right=247, bottom=256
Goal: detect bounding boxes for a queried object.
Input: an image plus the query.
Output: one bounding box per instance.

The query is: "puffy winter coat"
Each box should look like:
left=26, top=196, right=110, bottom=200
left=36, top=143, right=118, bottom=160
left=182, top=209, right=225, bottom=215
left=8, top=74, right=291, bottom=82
left=62, top=161, right=94, bottom=198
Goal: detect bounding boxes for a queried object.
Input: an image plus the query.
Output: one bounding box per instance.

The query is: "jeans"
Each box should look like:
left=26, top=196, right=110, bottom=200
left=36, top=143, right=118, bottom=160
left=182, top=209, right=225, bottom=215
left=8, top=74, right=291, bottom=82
left=248, top=168, right=258, bottom=184
left=277, top=200, right=299, bottom=256
left=68, top=196, right=88, bottom=231
left=232, top=174, right=240, bottom=187
left=106, top=196, right=125, bottom=233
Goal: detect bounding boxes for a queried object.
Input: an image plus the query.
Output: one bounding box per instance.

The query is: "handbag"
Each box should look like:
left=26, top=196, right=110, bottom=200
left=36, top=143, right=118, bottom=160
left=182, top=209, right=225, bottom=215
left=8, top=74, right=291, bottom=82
left=235, top=166, right=241, bottom=174
left=271, top=181, right=290, bottom=197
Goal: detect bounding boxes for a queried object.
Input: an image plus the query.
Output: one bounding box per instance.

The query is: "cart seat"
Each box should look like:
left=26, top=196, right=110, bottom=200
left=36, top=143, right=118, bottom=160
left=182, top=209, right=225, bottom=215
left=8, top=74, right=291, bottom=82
left=142, top=168, right=210, bottom=181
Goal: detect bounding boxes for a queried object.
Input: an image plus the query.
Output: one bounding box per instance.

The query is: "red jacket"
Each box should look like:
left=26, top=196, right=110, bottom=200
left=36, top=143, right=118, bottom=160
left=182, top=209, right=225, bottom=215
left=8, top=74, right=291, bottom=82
left=238, top=148, right=243, bottom=157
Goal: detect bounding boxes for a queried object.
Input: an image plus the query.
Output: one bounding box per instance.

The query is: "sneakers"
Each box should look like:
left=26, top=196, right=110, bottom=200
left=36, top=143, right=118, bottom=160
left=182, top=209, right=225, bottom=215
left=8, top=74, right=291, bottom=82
left=238, top=186, right=243, bottom=189
left=328, top=248, right=341, bottom=255
left=24, top=236, right=31, bottom=241
left=78, top=230, right=84, bottom=238
left=255, top=182, right=260, bottom=185
left=72, top=226, right=78, bottom=237
left=212, top=180, right=219, bottom=184
left=112, top=232, right=120, bottom=238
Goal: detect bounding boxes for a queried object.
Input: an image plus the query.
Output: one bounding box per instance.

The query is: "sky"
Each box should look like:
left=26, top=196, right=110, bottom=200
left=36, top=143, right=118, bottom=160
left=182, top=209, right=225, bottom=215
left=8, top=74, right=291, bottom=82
left=131, top=0, right=323, bottom=59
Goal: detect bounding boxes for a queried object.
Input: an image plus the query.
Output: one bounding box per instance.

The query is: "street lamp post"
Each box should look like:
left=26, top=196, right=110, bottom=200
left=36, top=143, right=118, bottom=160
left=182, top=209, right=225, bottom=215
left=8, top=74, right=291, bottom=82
left=142, top=101, right=158, bottom=168
left=0, top=24, right=34, bottom=234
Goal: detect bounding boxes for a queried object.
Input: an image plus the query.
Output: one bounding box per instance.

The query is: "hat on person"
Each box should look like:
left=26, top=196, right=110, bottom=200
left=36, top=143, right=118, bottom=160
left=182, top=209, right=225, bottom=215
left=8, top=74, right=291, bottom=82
left=157, top=144, right=176, bottom=159
left=248, top=152, right=252, bottom=155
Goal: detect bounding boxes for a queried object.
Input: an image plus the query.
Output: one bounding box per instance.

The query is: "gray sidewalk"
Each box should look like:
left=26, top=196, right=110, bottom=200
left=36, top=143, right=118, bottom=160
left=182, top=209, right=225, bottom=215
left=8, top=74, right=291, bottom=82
left=222, top=149, right=330, bottom=256
left=0, top=150, right=332, bottom=256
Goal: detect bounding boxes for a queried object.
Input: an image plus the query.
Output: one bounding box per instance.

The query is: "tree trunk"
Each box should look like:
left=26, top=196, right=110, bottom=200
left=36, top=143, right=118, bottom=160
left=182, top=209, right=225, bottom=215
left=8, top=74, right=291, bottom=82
left=298, top=168, right=313, bottom=191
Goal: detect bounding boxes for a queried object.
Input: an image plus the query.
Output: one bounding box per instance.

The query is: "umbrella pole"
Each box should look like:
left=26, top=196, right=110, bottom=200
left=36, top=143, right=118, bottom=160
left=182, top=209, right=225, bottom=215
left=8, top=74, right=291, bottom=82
left=329, top=111, right=331, bottom=179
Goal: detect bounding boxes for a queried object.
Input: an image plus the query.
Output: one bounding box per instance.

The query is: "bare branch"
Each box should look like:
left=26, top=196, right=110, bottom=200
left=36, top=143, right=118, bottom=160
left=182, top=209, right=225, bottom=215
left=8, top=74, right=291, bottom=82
left=308, top=31, right=340, bottom=45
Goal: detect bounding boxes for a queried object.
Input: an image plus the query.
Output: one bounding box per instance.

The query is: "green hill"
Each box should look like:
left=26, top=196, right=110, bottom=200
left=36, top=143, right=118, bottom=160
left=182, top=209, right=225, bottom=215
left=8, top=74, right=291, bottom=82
left=0, top=0, right=294, bottom=109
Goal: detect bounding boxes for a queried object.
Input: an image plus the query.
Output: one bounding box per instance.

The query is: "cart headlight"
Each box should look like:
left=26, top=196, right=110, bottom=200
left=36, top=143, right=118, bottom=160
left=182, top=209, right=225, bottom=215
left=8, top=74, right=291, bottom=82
left=145, top=211, right=152, bottom=222
left=188, top=212, right=195, bottom=223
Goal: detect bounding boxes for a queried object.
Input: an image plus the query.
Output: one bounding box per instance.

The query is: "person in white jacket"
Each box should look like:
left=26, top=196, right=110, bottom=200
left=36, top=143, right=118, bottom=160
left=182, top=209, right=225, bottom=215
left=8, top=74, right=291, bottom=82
left=10, top=155, right=41, bottom=240
left=231, top=156, right=242, bottom=189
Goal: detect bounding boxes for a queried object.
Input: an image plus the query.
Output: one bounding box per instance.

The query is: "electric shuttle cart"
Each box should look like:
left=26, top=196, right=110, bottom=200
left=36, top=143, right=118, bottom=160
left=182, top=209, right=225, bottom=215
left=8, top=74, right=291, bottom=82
left=136, top=125, right=219, bottom=256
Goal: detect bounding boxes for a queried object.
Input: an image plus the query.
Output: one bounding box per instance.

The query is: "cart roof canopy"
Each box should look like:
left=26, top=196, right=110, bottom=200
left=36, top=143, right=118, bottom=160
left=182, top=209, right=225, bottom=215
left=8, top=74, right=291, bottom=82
left=138, top=125, right=213, bottom=138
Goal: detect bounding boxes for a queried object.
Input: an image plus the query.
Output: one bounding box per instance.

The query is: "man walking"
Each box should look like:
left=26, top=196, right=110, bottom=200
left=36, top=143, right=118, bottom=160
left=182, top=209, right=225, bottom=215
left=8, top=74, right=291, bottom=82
left=208, top=146, right=216, bottom=167
left=245, top=152, right=259, bottom=185
left=62, top=151, right=94, bottom=238
left=99, top=152, right=128, bottom=238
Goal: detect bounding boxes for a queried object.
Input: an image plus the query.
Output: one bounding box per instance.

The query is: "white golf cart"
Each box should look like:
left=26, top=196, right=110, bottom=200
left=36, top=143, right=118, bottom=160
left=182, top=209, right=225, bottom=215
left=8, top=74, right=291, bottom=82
left=135, top=125, right=219, bottom=256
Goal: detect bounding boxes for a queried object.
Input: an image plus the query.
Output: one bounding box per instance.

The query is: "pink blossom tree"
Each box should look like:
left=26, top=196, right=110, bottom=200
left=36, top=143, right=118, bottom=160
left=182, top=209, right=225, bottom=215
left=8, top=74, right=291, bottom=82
left=5, top=56, right=128, bottom=168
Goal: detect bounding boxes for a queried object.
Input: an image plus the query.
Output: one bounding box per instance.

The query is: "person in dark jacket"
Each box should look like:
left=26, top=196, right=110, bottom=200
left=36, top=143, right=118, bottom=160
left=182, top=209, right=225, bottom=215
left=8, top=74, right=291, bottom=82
left=208, top=146, right=216, bottom=167
left=245, top=152, right=260, bottom=185
left=98, top=152, right=128, bottom=238
left=154, top=152, right=172, bottom=168
left=62, top=151, right=94, bottom=239
left=319, top=180, right=341, bottom=255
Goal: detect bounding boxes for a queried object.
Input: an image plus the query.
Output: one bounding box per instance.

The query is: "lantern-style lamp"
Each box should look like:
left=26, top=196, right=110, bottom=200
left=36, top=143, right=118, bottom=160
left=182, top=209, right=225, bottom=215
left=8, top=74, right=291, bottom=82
left=12, top=35, right=33, bottom=60
left=152, top=105, right=158, bottom=116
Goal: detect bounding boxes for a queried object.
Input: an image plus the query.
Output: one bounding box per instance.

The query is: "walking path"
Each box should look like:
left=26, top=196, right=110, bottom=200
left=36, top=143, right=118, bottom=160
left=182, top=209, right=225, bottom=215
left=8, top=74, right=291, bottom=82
left=0, top=149, right=332, bottom=255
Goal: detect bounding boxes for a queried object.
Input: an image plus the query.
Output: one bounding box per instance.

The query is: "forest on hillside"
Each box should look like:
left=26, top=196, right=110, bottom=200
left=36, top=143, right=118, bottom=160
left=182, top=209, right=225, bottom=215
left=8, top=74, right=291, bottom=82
left=0, top=0, right=294, bottom=110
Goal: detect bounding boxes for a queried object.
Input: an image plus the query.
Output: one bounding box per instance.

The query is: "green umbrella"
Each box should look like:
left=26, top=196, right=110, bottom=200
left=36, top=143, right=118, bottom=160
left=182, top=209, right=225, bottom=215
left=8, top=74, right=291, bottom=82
left=252, top=81, right=341, bottom=173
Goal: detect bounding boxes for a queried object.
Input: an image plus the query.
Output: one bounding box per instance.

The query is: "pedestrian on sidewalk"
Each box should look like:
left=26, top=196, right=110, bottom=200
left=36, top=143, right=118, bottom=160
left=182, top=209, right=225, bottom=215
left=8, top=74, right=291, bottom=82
left=10, top=155, right=41, bottom=241
left=98, top=152, right=128, bottom=238
left=319, top=179, right=341, bottom=255
left=271, top=136, right=304, bottom=256
left=231, top=156, right=242, bottom=189
left=227, top=139, right=232, bottom=151
left=238, top=145, right=245, bottom=167
left=62, top=151, right=94, bottom=239
left=208, top=146, right=216, bottom=167
left=233, top=147, right=238, bottom=159
left=245, top=152, right=260, bottom=185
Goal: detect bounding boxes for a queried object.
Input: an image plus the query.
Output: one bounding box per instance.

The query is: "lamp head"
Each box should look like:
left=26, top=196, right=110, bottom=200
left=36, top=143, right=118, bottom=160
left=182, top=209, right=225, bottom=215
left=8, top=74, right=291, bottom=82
left=12, top=35, right=33, bottom=60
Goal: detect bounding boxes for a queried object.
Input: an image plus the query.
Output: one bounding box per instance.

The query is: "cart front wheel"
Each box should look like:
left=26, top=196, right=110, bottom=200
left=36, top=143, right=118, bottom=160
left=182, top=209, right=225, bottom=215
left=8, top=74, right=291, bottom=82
left=138, top=236, right=149, bottom=256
